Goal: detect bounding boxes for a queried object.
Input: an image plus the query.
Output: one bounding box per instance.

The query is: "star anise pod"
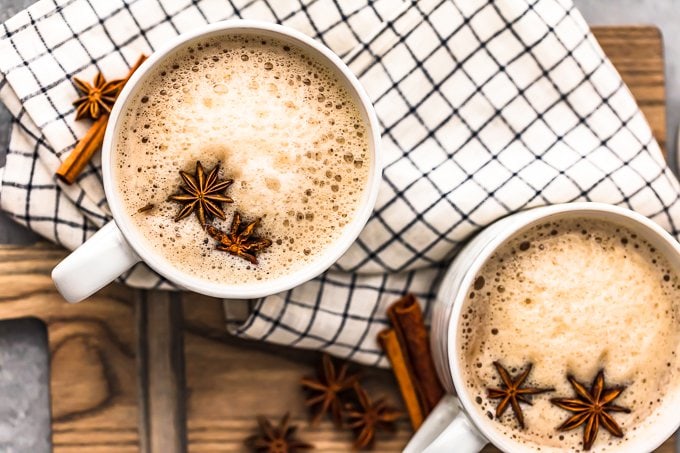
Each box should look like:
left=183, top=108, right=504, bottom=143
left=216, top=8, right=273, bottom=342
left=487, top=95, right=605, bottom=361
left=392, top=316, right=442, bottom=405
left=300, top=353, right=359, bottom=427
left=551, top=370, right=631, bottom=451
left=205, top=211, right=272, bottom=264
left=245, top=412, right=313, bottom=453
left=487, top=361, right=554, bottom=429
left=72, top=72, right=123, bottom=120
left=345, top=383, right=402, bottom=450
left=169, top=161, right=234, bottom=226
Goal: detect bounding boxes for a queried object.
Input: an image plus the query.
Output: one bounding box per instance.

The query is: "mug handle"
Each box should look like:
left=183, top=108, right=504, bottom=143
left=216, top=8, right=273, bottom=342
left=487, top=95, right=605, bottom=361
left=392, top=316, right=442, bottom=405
left=404, top=394, right=488, bottom=453
left=51, top=221, right=141, bottom=303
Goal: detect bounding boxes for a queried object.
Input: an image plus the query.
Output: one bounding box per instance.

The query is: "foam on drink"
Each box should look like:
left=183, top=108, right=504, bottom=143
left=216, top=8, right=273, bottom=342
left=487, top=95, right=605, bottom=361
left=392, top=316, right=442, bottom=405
left=113, top=35, right=370, bottom=284
left=458, top=218, right=680, bottom=451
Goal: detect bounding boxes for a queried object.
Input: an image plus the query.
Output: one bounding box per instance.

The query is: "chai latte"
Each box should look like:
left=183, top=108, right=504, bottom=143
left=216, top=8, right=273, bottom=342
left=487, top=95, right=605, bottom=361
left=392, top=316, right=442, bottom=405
left=458, top=218, right=680, bottom=451
left=113, top=34, right=370, bottom=284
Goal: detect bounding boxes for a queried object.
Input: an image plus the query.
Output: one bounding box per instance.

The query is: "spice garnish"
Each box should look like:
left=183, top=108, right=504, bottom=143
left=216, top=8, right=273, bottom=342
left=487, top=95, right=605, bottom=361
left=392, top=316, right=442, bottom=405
left=205, top=212, right=272, bottom=264
left=58, top=54, right=147, bottom=185
left=72, top=72, right=123, bottom=120
left=551, top=370, right=631, bottom=451
left=137, top=203, right=155, bottom=213
left=169, top=161, right=234, bottom=226
left=345, top=383, right=402, bottom=449
left=487, top=361, right=554, bottom=429
left=300, top=353, right=359, bottom=426
left=245, top=412, right=313, bottom=452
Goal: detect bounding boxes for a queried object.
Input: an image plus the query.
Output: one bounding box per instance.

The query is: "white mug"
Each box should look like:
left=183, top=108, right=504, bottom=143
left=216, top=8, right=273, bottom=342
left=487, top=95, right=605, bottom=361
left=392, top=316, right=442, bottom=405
left=405, top=202, right=680, bottom=452
left=51, top=21, right=382, bottom=303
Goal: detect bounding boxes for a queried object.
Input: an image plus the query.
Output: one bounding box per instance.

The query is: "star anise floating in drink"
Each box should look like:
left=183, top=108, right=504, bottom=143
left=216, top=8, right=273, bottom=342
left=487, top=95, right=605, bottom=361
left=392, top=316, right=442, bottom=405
left=486, top=361, right=554, bottom=429
left=551, top=370, right=631, bottom=451
left=72, top=72, right=124, bottom=120
left=345, top=383, right=402, bottom=449
left=300, top=353, right=359, bottom=426
left=205, top=212, right=272, bottom=264
left=167, top=160, right=272, bottom=265
left=169, top=161, right=234, bottom=226
left=245, top=412, right=313, bottom=452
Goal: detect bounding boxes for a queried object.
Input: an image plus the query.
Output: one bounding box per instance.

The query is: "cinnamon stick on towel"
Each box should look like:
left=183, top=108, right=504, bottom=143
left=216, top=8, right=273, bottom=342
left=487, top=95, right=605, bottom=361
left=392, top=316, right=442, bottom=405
left=56, top=54, right=147, bottom=184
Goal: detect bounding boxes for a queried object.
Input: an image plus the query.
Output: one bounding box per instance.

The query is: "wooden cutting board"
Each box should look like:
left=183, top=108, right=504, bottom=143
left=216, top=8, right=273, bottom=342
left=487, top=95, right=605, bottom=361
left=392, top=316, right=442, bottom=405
left=0, top=26, right=673, bottom=453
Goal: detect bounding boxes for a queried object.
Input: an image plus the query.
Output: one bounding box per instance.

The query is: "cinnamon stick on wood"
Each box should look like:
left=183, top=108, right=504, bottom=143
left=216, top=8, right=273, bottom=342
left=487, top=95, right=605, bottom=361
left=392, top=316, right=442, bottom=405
left=56, top=54, right=148, bottom=184
left=387, top=294, right=445, bottom=412
left=378, top=329, right=425, bottom=430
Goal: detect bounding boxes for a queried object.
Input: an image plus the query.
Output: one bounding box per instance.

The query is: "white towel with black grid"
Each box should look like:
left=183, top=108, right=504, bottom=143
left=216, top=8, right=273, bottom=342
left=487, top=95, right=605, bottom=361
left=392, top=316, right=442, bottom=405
left=2, top=0, right=680, bottom=365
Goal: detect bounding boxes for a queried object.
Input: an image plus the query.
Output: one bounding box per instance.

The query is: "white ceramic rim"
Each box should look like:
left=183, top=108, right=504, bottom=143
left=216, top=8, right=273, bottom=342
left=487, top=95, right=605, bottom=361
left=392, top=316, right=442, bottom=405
left=446, top=202, right=680, bottom=451
left=102, top=20, right=382, bottom=298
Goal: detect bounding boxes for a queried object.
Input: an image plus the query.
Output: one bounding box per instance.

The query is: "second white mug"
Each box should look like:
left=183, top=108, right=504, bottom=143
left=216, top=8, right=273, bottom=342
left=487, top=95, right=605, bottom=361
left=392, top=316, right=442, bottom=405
left=406, top=202, right=680, bottom=453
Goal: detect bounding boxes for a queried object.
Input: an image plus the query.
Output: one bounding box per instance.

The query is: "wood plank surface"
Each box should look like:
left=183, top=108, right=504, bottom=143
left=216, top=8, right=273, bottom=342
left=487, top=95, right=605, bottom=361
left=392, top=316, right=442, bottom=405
left=0, top=25, right=671, bottom=453
left=0, top=244, right=140, bottom=452
left=137, top=291, right=187, bottom=453
left=182, top=294, right=409, bottom=451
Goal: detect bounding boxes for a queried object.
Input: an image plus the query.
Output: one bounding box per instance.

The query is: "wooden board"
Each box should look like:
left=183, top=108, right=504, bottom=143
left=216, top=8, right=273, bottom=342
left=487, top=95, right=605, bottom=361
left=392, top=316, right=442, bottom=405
left=0, top=245, right=140, bottom=452
left=0, top=25, right=672, bottom=453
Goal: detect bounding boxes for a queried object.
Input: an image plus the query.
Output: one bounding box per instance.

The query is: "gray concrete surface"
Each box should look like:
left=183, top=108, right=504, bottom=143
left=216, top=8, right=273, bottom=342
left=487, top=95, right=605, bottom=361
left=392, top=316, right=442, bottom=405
left=0, top=319, right=50, bottom=452
left=0, top=1, right=678, bottom=452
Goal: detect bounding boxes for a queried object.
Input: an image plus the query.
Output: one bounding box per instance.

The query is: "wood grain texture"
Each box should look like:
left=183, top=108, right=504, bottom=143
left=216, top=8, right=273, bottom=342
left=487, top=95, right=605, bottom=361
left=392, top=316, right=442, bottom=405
left=182, top=293, right=408, bottom=451
left=592, top=26, right=667, bottom=151
left=137, top=291, right=187, bottom=453
left=0, top=244, right=140, bottom=452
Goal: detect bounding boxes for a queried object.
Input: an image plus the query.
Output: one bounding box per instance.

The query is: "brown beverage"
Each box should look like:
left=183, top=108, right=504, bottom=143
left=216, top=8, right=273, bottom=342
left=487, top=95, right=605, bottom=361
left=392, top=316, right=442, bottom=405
left=458, top=218, right=680, bottom=451
left=113, top=34, right=370, bottom=284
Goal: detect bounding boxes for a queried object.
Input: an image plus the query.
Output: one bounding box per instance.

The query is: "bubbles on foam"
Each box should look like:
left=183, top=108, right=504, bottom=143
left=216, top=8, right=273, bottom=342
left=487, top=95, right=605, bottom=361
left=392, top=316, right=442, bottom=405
left=458, top=218, right=680, bottom=451
left=114, top=34, right=370, bottom=284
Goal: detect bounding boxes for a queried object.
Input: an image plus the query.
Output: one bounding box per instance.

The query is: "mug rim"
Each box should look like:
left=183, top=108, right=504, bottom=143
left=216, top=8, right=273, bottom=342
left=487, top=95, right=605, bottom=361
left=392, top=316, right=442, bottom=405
left=101, top=20, right=382, bottom=298
left=444, top=202, right=680, bottom=451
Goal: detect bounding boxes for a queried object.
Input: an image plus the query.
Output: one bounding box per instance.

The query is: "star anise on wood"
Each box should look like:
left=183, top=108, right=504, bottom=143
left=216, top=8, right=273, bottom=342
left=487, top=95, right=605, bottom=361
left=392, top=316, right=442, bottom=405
left=72, top=72, right=123, bottom=120
left=345, top=383, right=402, bottom=450
left=487, top=361, right=554, bottom=429
left=205, top=211, right=272, bottom=264
left=300, top=353, right=359, bottom=427
left=169, top=161, right=234, bottom=226
left=245, top=412, right=313, bottom=453
left=551, top=370, right=631, bottom=451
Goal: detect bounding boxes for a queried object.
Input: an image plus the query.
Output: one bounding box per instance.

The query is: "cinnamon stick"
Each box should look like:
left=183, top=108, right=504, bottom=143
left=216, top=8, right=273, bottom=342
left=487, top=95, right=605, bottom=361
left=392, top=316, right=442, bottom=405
left=387, top=294, right=445, bottom=412
left=378, top=328, right=424, bottom=430
left=56, top=54, right=147, bottom=184
left=56, top=115, right=108, bottom=184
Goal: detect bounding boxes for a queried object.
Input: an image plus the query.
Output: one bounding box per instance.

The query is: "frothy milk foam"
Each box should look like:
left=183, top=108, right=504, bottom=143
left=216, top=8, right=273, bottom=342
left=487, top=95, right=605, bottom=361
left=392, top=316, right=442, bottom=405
left=458, top=218, right=680, bottom=451
left=113, top=35, right=370, bottom=284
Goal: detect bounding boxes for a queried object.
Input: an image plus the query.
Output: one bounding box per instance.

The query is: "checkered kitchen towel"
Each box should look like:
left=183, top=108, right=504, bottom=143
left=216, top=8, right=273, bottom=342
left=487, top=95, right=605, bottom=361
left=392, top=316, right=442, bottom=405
left=2, top=0, right=680, bottom=366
